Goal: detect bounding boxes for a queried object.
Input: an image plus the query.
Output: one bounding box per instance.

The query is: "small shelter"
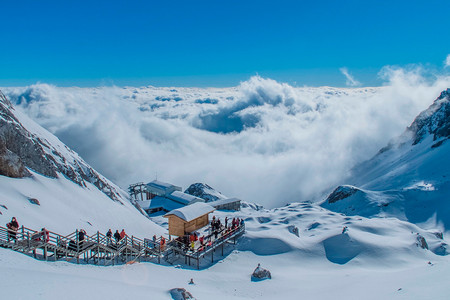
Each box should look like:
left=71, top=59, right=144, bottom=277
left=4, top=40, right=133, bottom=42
left=164, top=202, right=215, bottom=236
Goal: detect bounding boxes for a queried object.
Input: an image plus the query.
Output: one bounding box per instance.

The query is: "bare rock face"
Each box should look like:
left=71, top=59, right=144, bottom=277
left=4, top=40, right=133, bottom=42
left=184, top=183, right=225, bottom=202
left=251, top=263, right=272, bottom=281
left=0, top=90, right=124, bottom=203
left=0, top=139, right=31, bottom=177
left=169, top=288, right=195, bottom=300
left=325, top=185, right=360, bottom=204
left=408, top=88, right=450, bottom=145
left=416, top=233, right=429, bottom=250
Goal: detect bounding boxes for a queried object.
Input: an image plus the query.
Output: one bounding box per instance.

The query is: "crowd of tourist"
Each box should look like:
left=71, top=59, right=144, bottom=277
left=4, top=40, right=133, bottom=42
left=173, top=215, right=245, bottom=253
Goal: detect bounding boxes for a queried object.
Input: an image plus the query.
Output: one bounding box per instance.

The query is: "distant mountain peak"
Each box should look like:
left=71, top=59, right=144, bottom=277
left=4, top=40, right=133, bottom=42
left=184, top=183, right=227, bottom=202
left=407, top=88, right=450, bottom=145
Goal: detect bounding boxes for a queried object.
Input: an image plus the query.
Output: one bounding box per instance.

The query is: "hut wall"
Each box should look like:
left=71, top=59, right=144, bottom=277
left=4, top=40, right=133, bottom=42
left=167, top=214, right=210, bottom=236
left=184, top=214, right=209, bottom=233
left=167, top=215, right=186, bottom=236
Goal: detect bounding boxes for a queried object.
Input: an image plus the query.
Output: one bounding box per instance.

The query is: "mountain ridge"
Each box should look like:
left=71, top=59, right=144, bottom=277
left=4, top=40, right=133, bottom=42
left=0, top=90, right=124, bottom=203
left=322, top=88, right=450, bottom=229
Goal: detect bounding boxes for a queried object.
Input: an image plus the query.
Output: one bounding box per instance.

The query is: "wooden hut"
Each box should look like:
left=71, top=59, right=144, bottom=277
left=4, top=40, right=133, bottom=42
left=164, top=202, right=215, bottom=236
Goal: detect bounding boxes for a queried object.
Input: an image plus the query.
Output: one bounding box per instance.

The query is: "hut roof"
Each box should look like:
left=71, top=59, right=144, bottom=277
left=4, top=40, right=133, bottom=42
left=146, top=180, right=181, bottom=191
left=208, top=197, right=242, bottom=207
left=164, top=202, right=215, bottom=222
left=167, top=191, right=204, bottom=205
left=148, top=196, right=185, bottom=211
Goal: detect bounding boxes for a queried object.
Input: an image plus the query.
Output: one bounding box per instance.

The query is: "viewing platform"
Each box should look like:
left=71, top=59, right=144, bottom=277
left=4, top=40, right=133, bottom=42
left=0, top=222, right=245, bottom=269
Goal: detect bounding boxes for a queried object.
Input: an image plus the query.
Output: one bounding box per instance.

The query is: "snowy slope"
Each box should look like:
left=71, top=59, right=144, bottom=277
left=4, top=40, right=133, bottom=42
left=322, top=89, right=450, bottom=230
left=2, top=202, right=450, bottom=300
left=2, top=84, right=450, bottom=299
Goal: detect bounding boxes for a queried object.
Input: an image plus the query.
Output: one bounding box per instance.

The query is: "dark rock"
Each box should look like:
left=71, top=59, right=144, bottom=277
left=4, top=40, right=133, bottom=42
left=184, top=183, right=225, bottom=202
left=325, top=185, right=359, bottom=204
left=434, top=232, right=444, bottom=239
left=28, top=198, right=40, bottom=205
left=288, top=225, right=299, bottom=237
left=251, top=263, right=271, bottom=281
left=416, top=233, right=429, bottom=250
left=407, top=88, right=450, bottom=145
left=0, top=140, right=31, bottom=177
left=169, top=288, right=195, bottom=300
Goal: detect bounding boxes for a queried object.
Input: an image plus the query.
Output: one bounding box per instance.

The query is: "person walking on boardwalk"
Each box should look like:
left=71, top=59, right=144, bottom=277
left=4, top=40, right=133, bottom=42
left=6, top=217, right=19, bottom=242
left=120, top=229, right=126, bottom=240
left=106, top=229, right=112, bottom=244
left=78, top=229, right=86, bottom=242
left=41, top=228, right=49, bottom=242
left=114, top=230, right=120, bottom=242
left=78, top=229, right=86, bottom=249
left=160, top=236, right=166, bottom=251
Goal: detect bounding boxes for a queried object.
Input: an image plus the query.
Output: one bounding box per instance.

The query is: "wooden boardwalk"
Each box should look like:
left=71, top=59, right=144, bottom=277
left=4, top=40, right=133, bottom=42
left=0, top=223, right=245, bottom=269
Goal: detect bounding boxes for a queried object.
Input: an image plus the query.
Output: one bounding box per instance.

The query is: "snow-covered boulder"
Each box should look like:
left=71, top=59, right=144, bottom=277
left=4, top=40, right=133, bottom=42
left=169, top=288, right=195, bottom=300
left=251, top=263, right=271, bottom=281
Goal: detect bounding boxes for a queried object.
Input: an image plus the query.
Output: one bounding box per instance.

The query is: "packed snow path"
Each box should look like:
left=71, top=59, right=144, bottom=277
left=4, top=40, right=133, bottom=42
left=0, top=224, right=245, bottom=269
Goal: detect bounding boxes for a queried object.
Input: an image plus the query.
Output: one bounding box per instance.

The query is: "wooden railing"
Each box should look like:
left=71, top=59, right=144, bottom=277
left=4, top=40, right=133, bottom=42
left=0, top=222, right=245, bottom=268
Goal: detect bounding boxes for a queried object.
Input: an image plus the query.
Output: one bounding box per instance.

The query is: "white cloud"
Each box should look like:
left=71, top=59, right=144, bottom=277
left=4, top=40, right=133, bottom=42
left=445, top=54, right=450, bottom=68
left=340, top=67, right=361, bottom=87
left=5, top=70, right=450, bottom=208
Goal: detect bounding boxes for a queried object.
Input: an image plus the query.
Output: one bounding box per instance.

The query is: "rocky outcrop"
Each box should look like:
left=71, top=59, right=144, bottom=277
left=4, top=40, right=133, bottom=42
left=169, top=288, right=195, bottom=300
left=251, top=263, right=272, bottom=281
left=184, top=183, right=226, bottom=202
left=0, top=139, right=31, bottom=177
left=416, top=234, right=429, bottom=250
left=325, top=185, right=360, bottom=204
left=0, top=90, right=124, bottom=203
left=407, top=88, right=450, bottom=145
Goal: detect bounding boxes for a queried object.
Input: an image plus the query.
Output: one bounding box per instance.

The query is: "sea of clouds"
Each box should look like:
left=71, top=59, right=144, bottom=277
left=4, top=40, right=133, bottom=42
left=4, top=66, right=450, bottom=207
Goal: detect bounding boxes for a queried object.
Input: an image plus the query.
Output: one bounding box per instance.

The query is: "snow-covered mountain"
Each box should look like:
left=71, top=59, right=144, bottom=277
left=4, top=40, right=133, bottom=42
left=0, top=91, right=164, bottom=236
left=322, top=89, right=450, bottom=230
left=184, top=182, right=227, bottom=202
left=0, top=91, right=124, bottom=203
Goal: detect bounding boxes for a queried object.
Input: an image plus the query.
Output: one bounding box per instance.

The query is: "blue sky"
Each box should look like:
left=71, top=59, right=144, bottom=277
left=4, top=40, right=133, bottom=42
left=1, top=0, right=449, bottom=87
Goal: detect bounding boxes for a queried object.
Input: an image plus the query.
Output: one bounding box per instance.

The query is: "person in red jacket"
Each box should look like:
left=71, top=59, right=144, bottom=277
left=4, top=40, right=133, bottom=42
left=119, top=229, right=126, bottom=240
left=41, top=228, right=50, bottom=242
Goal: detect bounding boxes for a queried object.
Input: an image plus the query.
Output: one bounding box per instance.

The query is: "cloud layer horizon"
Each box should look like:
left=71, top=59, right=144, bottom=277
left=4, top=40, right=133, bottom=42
left=4, top=67, right=450, bottom=207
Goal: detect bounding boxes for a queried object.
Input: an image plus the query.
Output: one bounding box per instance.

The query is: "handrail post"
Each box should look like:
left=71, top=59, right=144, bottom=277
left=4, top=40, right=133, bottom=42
left=76, top=229, right=79, bottom=264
